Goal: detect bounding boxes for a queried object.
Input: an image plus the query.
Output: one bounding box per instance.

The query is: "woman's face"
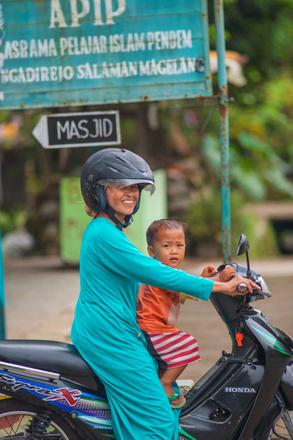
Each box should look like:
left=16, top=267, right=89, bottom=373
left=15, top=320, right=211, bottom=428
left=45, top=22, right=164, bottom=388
left=105, top=184, right=140, bottom=222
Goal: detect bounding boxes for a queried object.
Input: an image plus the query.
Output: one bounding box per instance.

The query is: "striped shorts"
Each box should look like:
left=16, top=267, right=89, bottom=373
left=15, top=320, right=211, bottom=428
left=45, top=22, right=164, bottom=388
left=145, top=330, right=200, bottom=370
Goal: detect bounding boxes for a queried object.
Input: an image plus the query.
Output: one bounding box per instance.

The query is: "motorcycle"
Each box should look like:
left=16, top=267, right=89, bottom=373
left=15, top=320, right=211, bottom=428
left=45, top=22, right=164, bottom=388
left=0, top=234, right=292, bottom=439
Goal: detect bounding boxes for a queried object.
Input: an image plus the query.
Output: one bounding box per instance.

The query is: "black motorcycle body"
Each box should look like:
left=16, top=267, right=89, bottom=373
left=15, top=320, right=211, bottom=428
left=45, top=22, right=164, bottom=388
left=179, top=281, right=293, bottom=440
left=0, top=235, right=292, bottom=440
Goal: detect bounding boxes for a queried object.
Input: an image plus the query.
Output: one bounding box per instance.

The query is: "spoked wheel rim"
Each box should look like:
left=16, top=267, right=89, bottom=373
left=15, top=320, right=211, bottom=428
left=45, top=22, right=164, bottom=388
left=270, top=410, right=293, bottom=440
left=0, top=410, right=71, bottom=439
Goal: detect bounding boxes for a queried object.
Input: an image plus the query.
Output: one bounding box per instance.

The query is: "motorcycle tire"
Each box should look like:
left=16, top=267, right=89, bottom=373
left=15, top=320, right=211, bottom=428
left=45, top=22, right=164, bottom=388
left=260, top=407, right=293, bottom=440
left=0, top=398, right=80, bottom=439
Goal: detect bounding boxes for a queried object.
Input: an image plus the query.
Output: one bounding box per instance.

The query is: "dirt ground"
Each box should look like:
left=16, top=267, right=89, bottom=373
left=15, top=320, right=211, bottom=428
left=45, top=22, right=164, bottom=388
left=3, top=255, right=293, bottom=383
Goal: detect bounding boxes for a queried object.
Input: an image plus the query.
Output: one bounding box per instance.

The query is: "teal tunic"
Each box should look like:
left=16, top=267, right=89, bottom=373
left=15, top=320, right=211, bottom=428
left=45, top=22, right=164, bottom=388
left=71, top=217, right=214, bottom=440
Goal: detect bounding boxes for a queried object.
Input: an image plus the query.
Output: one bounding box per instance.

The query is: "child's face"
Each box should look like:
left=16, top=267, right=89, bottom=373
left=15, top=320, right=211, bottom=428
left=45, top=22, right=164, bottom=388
left=148, top=227, right=186, bottom=268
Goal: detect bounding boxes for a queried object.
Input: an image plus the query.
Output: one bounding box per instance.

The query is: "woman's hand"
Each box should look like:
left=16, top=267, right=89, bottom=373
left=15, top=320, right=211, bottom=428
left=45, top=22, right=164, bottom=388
left=212, top=275, right=260, bottom=296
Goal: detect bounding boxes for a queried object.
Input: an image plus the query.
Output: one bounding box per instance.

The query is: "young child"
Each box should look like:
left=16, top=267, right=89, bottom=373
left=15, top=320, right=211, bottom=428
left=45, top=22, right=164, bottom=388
left=137, top=219, right=235, bottom=408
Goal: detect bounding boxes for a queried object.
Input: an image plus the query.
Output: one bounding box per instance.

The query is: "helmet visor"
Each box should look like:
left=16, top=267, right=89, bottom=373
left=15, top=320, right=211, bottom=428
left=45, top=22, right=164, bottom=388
left=99, top=179, right=155, bottom=194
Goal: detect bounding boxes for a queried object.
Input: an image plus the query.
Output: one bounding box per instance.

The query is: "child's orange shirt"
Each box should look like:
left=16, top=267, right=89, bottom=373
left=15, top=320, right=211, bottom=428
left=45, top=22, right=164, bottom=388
left=137, top=284, right=180, bottom=333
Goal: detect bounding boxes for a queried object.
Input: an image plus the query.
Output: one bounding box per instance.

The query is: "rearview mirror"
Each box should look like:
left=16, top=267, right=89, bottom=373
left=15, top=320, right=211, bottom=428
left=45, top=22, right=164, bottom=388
left=236, top=234, right=250, bottom=256
left=236, top=234, right=251, bottom=276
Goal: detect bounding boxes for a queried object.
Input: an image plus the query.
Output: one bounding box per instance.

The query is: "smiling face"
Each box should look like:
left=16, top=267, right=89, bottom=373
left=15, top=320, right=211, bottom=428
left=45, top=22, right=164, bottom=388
left=105, top=184, right=140, bottom=222
left=148, top=226, right=186, bottom=268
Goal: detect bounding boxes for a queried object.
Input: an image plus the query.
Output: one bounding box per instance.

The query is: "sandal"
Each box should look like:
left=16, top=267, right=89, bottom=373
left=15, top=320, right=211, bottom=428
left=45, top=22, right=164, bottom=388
left=168, top=393, right=186, bottom=409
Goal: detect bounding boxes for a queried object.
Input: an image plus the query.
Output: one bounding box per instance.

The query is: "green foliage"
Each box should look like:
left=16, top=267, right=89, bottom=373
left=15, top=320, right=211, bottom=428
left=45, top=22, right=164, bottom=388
left=0, top=111, right=12, bottom=123
left=185, top=190, right=278, bottom=258
left=208, top=1, right=293, bottom=205
left=0, top=210, right=27, bottom=236
left=222, top=0, right=293, bottom=83
left=202, top=133, right=293, bottom=201
left=234, top=218, right=279, bottom=260
left=179, top=1, right=293, bottom=210
left=186, top=190, right=248, bottom=245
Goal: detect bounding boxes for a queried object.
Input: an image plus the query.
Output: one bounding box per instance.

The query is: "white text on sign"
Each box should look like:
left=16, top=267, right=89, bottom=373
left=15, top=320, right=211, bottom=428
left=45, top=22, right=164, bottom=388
left=50, top=0, right=126, bottom=27
left=57, top=118, right=114, bottom=141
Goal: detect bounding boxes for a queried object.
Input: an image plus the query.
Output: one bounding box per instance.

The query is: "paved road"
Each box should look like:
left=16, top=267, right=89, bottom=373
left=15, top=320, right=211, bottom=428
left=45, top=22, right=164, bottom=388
left=3, top=255, right=293, bottom=384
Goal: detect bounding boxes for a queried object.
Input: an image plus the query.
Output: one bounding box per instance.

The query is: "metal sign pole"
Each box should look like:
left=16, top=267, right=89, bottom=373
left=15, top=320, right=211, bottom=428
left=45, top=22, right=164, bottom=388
left=214, top=0, right=231, bottom=262
left=0, top=233, right=6, bottom=339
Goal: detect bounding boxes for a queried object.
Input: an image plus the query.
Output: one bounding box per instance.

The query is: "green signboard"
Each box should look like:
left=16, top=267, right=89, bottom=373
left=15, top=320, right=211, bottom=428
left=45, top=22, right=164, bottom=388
left=60, top=177, right=90, bottom=264
left=0, top=0, right=212, bottom=109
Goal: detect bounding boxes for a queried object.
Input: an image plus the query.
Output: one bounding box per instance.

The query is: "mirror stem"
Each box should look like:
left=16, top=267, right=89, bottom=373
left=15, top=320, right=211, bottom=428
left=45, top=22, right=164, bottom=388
left=246, top=252, right=251, bottom=277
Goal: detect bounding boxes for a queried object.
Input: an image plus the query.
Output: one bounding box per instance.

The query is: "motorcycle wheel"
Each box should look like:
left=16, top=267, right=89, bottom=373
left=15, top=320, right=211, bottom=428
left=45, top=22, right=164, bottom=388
left=264, top=409, right=293, bottom=440
left=0, top=398, right=80, bottom=439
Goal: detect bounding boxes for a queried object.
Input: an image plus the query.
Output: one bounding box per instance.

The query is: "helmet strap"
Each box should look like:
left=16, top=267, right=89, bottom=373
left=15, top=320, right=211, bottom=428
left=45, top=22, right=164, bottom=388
left=95, top=185, right=107, bottom=211
left=105, top=206, right=133, bottom=230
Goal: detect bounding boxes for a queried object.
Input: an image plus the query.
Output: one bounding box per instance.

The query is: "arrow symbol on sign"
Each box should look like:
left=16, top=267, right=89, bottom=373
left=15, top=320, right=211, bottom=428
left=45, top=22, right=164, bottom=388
left=32, top=115, right=49, bottom=148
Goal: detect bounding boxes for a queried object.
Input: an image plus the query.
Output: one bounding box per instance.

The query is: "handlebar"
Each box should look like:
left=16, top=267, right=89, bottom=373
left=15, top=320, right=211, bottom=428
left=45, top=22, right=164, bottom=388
left=217, top=263, right=272, bottom=302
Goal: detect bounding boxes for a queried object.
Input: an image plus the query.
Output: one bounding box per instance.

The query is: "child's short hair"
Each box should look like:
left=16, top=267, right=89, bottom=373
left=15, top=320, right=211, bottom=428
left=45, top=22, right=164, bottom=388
left=146, top=219, right=186, bottom=246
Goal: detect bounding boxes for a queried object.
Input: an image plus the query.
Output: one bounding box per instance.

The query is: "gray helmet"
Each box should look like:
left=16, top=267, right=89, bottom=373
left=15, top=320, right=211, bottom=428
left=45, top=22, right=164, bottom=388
left=80, top=148, right=155, bottom=214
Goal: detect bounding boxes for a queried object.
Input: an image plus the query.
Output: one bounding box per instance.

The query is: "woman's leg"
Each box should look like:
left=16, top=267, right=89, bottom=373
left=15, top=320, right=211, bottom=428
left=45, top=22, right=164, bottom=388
left=74, top=333, right=178, bottom=440
left=105, top=363, right=177, bottom=440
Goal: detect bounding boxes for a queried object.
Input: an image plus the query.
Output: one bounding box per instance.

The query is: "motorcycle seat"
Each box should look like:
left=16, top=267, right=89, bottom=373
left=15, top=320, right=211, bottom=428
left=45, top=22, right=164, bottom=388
left=0, top=339, right=106, bottom=395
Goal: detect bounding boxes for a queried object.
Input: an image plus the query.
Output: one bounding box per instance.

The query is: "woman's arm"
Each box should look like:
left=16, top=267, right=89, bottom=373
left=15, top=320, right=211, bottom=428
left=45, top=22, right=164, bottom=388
left=96, top=222, right=259, bottom=299
left=96, top=224, right=214, bottom=300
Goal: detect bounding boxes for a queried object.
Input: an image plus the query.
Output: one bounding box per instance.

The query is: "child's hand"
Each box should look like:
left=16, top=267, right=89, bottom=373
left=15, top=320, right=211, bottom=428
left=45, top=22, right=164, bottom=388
left=200, top=265, right=217, bottom=278
left=218, top=265, right=236, bottom=282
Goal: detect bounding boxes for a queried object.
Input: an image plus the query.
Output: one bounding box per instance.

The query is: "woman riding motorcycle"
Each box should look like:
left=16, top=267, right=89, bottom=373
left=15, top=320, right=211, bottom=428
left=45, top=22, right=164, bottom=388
left=71, top=147, right=258, bottom=440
